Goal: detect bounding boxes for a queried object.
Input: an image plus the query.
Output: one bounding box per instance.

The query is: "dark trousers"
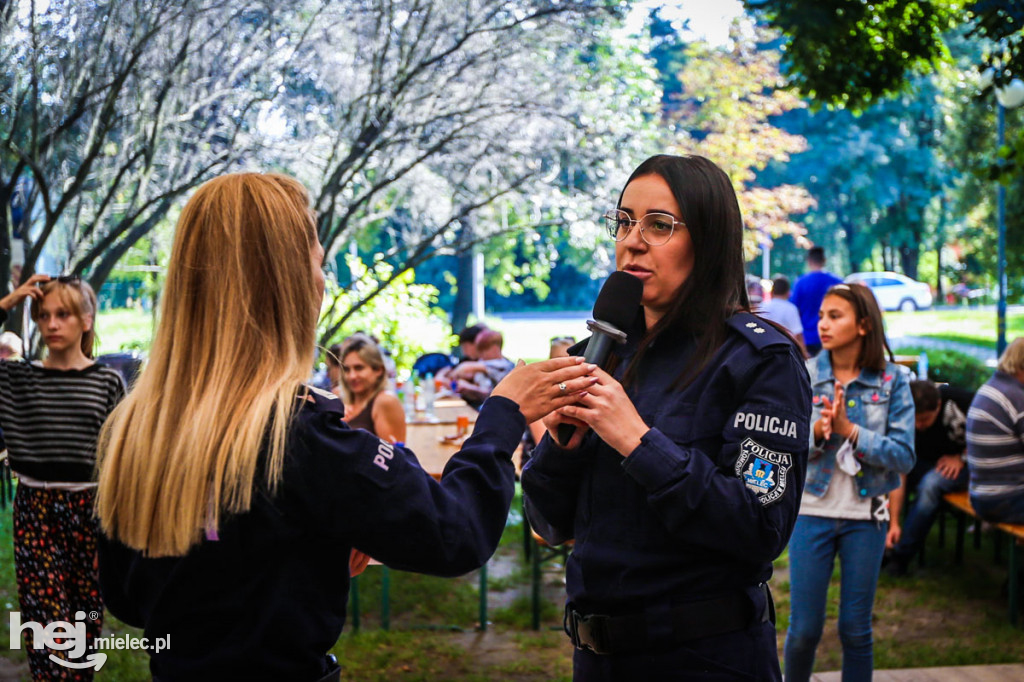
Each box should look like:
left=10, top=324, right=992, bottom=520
left=572, top=619, right=781, bottom=681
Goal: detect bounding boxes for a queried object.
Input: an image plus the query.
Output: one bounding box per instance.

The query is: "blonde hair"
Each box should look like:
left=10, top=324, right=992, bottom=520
left=998, top=337, right=1024, bottom=375
left=31, top=279, right=98, bottom=358
left=336, top=333, right=387, bottom=404
left=96, top=173, right=319, bottom=557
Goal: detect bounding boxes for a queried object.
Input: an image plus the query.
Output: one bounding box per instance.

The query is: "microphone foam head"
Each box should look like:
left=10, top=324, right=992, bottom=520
left=593, top=271, right=643, bottom=330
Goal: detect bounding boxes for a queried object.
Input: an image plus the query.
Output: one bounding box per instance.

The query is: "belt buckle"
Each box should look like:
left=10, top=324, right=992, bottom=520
left=568, top=609, right=608, bottom=654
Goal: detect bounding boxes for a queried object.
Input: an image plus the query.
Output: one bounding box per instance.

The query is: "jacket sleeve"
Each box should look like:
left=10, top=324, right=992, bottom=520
left=805, top=359, right=826, bottom=459
left=296, top=395, right=523, bottom=578
left=520, top=431, right=598, bottom=546
left=620, top=347, right=811, bottom=564
left=852, top=368, right=916, bottom=474
left=96, top=533, right=145, bottom=628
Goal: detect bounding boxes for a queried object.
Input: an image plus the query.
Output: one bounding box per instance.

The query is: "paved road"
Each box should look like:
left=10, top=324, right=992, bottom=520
left=813, top=663, right=1024, bottom=681
left=495, top=313, right=999, bottom=366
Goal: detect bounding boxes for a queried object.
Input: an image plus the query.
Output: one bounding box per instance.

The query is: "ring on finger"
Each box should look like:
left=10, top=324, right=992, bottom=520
left=558, top=382, right=567, bottom=392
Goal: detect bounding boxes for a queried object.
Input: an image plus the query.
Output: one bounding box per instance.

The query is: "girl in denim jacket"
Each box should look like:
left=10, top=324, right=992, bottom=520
left=784, top=283, right=915, bottom=682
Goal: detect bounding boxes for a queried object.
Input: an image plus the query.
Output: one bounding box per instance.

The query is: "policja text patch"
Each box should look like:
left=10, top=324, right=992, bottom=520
left=734, top=438, right=792, bottom=506
left=732, top=411, right=799, bottom=439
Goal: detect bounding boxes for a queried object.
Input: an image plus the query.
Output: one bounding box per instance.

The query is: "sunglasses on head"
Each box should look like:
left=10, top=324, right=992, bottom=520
left=52, top=275, right=81, bottom=285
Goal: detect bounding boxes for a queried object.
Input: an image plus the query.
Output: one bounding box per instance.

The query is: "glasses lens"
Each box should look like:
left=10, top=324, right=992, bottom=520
left=640, top=214, right=677, bottom=246
left=603, top=210, right=629, bottom=242
left=56, top=275, right=81, bottom=284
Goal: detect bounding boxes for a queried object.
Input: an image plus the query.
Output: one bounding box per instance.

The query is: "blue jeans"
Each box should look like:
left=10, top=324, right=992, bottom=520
left=971, top=493, right=1024, bottom=525
left=891, top=465, right=969, bottom=562
left=784, top=515, right=887, bottom=682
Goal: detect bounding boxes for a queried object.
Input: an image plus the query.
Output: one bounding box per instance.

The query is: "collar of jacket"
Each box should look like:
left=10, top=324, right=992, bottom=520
left=814, top=351, right=884, bottom=388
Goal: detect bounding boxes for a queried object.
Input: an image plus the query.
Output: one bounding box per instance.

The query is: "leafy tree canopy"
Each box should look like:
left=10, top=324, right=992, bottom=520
left=744, top=1, right=1024, bottom=111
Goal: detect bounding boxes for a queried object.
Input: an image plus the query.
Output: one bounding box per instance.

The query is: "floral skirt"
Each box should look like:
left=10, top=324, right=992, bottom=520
left=13, top=484, right=104, bottom=681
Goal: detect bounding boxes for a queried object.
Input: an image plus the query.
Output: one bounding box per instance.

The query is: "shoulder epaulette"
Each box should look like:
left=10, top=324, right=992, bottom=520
left=298, top=385, right=345, bottom=415
left=726, top=312, right=792, bottom=351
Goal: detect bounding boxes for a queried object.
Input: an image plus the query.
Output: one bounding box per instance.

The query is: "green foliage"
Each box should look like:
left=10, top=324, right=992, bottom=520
left=759, top=73, right=951, bottom=278
left=893, top=345, right=991, bottom=390
left=491, top=595, right=558, bottom=630
left=966, top=0, right=1024, bottom=88
left=744, top=0, right=958, bottom=111
left=319, top=256, right=450, bottom=375
left=939, top=44, right=1024, bottom=296
left=95, top=309, right=155, bottom=354
left=670, top=24, right=816, bottom=260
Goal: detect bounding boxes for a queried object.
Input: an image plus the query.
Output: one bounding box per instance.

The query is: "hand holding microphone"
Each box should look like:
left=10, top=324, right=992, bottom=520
left=555, top=271, right=643, bottom=447
left=554, top=365, right=651, bottom=457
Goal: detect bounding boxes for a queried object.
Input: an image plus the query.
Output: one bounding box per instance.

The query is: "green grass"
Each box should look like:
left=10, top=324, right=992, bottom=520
left=95, top=309, right=156, bottom=355
left=2, top=488, right=1024, bottom=679
left=884, top=309, right=1024, bottom=348
left=5, top=429, right=1024, bottom=682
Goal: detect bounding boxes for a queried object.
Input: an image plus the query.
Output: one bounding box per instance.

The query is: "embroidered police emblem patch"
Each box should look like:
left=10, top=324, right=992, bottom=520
left=734, top=438, right=792, bottom=505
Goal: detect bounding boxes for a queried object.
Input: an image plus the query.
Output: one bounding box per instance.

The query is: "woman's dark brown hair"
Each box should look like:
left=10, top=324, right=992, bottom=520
left=616, top=154, right=750, bottom=389
left=822, top=283, right=894, bottom=372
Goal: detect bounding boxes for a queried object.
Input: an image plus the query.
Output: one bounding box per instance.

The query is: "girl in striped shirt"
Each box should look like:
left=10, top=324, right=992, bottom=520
left=0, top=275, right=124, bottom=681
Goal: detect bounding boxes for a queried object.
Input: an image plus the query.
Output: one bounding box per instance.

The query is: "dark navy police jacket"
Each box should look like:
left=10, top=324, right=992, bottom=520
left=522, top=312, right=811, bottom=616
left=98, top=389, right=523, bottom=681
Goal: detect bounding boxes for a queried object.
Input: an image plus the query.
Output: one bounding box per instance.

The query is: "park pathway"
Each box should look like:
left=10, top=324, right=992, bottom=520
left=812, top=663, right=1024, bottom=680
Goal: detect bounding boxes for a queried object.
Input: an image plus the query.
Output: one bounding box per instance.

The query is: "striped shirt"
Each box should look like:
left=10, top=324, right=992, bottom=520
left=966, top=371, right=1024, bottom=500
left=0, top=360, right=125, bottom=482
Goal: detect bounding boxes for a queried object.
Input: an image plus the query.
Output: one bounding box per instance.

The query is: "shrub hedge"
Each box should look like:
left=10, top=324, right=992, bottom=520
left=892, top=345, right=992, bottom=391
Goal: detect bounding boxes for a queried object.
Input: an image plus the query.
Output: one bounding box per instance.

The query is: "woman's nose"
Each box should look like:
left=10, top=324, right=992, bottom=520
left=623, top=224, right=647, bottom=250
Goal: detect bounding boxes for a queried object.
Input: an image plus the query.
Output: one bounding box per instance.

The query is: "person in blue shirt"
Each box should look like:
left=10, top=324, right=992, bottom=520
left=522, top=154, right=811, bottom=681
left=790, top=246, right=842, bottom=357
left=783, top=283, right=915, bottom=682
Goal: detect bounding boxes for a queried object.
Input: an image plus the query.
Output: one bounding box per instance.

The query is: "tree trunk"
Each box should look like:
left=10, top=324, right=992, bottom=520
left=899, top=244, right=918, bottom=280
left=450, top=214, right=476, bottom=336
left=839, top=213, right=857, bottom=274
left=935, top=197, right=945, bottom=302
left=0, top=185, right=11, bottom=297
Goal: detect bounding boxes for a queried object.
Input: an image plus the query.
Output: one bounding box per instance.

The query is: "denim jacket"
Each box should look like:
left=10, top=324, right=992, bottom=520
left=804, top=353, right=916, bottom=499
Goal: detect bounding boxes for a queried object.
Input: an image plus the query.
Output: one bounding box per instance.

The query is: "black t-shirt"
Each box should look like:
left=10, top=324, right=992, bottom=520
left=915, top=385, right=974, bottom=464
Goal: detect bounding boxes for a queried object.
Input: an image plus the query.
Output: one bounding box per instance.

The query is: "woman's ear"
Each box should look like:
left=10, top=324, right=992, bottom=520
left=82, top=314, right=94, bottom=333
left=858, top=319, right=869, bottom=337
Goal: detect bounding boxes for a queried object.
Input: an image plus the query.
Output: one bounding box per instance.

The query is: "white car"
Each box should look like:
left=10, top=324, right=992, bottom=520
left=844, top=272, right=933, bottom=312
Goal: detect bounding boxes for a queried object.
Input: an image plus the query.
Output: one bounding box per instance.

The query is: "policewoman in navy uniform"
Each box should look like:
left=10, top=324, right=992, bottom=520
left=522, top=155, right=811, bottom=681
left=93, top=172, right=597, bottom=682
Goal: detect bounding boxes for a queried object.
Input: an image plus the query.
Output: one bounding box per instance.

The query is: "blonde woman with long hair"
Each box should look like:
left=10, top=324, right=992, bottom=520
left=95, top=172, right=595, bottom=681
left=0, top=275, right=125, bottom=680
left=332, top=333, right=405, bottom=443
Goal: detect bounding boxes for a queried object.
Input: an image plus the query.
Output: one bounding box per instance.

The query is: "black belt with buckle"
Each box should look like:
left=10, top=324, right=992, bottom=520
left=315, top=654, right=341, bottom=682
left=564, top=583, right=773, bottom=656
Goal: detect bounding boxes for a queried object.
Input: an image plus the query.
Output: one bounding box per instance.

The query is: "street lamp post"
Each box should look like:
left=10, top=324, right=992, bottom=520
left=991, top=76, right=1024, bottom=358
left=997, top=102, right=1007, bottom=358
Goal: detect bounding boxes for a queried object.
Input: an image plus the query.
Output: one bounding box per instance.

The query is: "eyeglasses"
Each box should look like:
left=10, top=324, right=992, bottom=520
left=603, top=209, right=684, bottom=246
left=53, top=275, right=81, bottom=285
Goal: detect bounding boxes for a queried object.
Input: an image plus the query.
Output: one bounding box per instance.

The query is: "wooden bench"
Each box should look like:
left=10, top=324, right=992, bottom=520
left=942, top=490, right=1024, bottom=626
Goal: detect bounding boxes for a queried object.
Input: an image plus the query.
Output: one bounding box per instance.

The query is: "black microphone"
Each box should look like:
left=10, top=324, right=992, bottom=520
left=557, top=271, right=643, bottom=447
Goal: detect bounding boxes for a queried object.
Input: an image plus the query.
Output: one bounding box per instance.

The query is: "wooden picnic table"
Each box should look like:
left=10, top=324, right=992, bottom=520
left=404, top=398, right=522, bottom=477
